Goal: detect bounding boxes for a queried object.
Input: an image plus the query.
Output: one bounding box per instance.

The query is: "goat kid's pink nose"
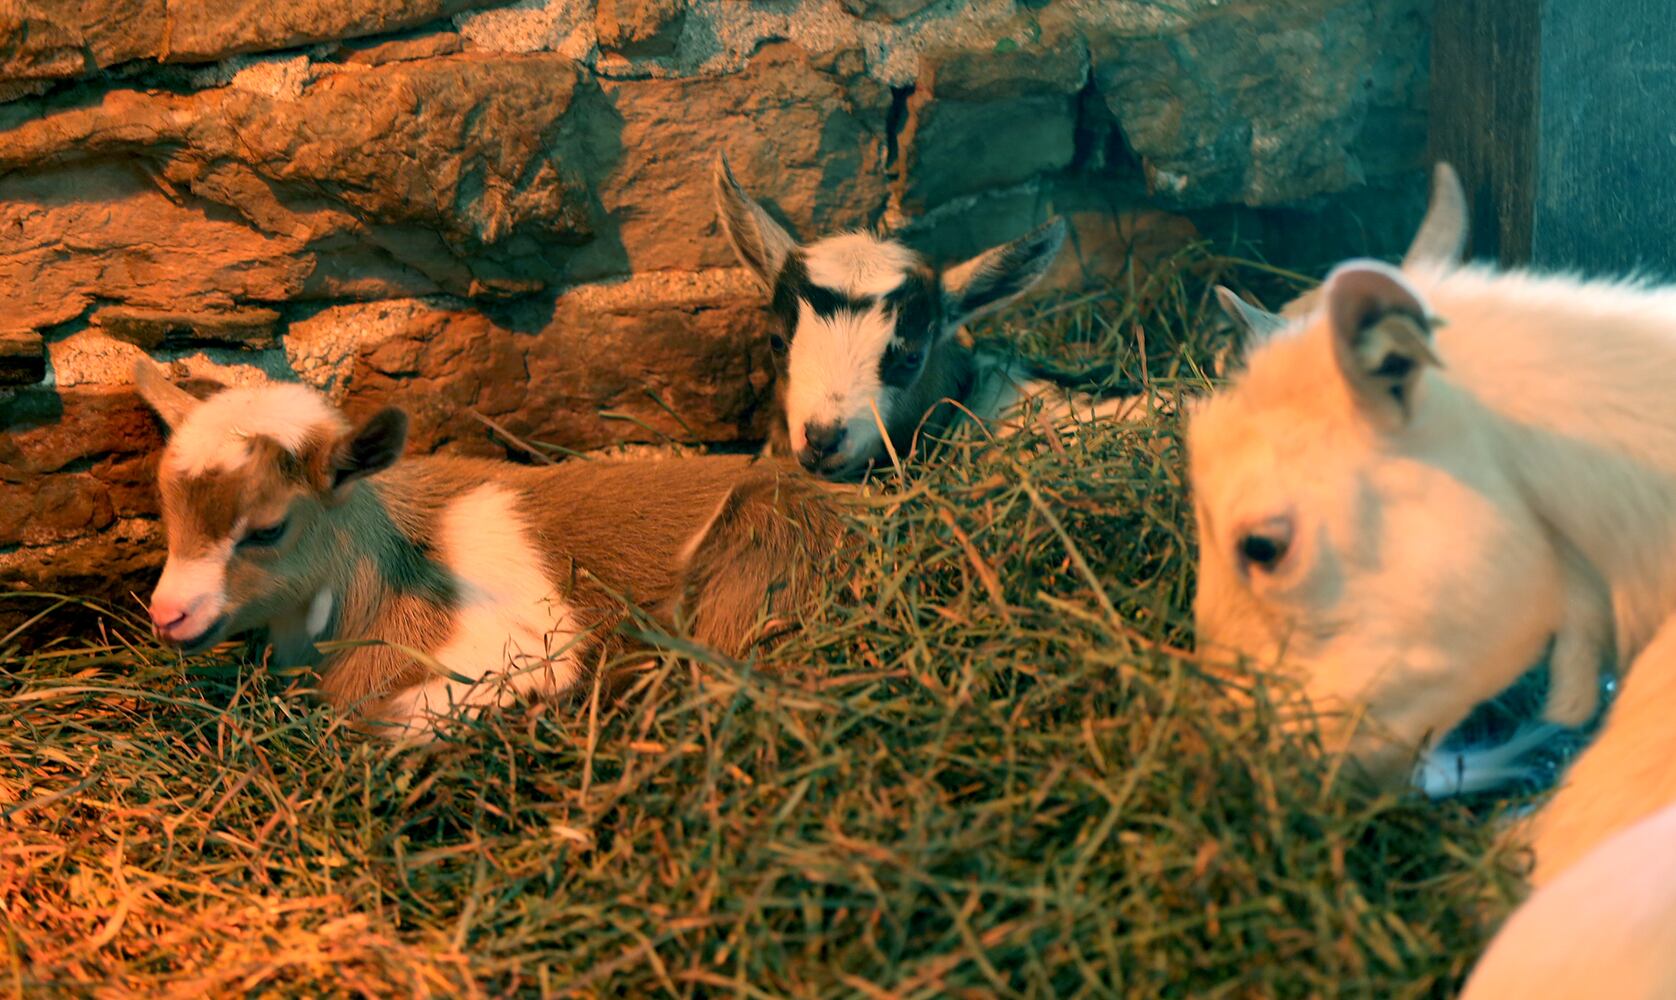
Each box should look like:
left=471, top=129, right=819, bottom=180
left=150, top=599, right=192, bottom=633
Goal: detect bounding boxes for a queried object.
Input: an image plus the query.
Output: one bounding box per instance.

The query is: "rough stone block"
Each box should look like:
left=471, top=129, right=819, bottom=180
left=839, top=0, right=939, bottom=23
left=592, top=42, right=894, bottom=275
left=164, top=0, right=498, bottom=63
left=892, top=22, right=1087, bottom=211
left=596, top=0, right=688, bottom=55
left=899, top=94, right=1078, bottom=210
left=0, top=54, right=594, bottom=302
left=91, top=306, right=282, bottom=349
left=0, top=162, right=314, bottom=334
left=338, top=31, right=465, bottom=66
left=1079, top=0, right=1429, bottom=208
left=920, top=28, right=1089, bottom=102
left=286, top=269, right=778, bottom=457
left=0, top=329, right=44, bottom=385
left=0, top=0, right=164, bottom=84
left=0, top=0, right=503, bottom=91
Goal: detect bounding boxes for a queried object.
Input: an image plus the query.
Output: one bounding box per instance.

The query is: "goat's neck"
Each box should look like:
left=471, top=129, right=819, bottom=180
left=1433, top=273, right=1676, bottom=659
left=266, top=474, right=441, bottom=667
left=1497, top=407, right=1676, bottom=662
left=902, top=335, right=981, bottom=436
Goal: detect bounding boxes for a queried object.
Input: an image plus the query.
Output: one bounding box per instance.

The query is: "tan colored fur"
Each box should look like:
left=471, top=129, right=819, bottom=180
left=1516, top=611, right=1676, bottom=886
left=672, top=470, right=847, bottom=654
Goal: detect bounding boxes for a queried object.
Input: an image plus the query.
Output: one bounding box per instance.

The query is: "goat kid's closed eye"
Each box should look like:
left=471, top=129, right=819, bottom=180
left=882, top=343, right=925, bottom=380
left=238, top=518, right=290, bottom=550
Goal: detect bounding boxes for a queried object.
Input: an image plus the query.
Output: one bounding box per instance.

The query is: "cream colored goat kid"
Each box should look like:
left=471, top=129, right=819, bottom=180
left=1459, top=649, right=1676, bottom=1000
left=1190, top=172, right=1676, bottom=880
left=136, top=363, right=842, bottom=735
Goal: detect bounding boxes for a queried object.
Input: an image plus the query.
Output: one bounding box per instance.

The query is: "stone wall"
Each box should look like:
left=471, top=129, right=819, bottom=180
left=0, top=0, right=1430, bottom=615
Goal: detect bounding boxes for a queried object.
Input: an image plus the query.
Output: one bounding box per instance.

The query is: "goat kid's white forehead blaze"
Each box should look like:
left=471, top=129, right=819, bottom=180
left=783, top=298, right=901, bottom=456
left=1188, top=271, right=1567, bottom=774
left=802, top=233, right=920, bottom=298
left=163, top=382, right=345, bottom=476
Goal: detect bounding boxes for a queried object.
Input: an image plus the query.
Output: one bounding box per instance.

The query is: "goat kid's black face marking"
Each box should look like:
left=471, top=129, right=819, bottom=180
left=767, top=247, right=943, bottom=478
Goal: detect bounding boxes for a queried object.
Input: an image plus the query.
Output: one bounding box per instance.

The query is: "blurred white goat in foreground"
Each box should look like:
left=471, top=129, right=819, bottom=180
left=1192, top=162, right=1676, bottom=886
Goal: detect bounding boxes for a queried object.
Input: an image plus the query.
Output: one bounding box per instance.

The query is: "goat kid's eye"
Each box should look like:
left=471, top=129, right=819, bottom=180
left=769, top=333, right=789, bottom=356
left=1234, top=515, right=1294, bottom=575
left=887, top=347, right=924, bottom=373
left=1238, top=534, right=1284, bottom=571
left=239, top=519, right=289, bottom=549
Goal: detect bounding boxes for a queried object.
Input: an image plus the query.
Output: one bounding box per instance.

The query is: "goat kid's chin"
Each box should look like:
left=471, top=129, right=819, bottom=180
left=801, top=449, right=878, bottom=481
left=155, top=610, right=233, bottom=654
left=791, top=421, right=892, bottom=481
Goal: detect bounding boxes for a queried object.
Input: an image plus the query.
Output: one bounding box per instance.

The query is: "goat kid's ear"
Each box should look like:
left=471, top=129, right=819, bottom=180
left=327, top=407, right=407, bottom=497
left=1401, top=162, right=1469, bottom=271
left=133, top=359, right=200, bottom=430
left=1214, top=286, right=1290, bottom=343
left=713, top=153, right=797, bottom=291
left=1323, top=259, right=1444, bottom=426
left=941, top=218, right=1067, bottom=329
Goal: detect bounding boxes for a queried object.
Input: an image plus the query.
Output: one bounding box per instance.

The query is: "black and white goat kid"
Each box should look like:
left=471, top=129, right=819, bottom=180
left=716, top=155, right=1135, bottom=479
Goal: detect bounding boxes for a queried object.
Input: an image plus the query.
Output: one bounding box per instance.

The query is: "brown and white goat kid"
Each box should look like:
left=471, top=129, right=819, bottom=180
left=715, top=156, right=1137, bottom=480
left=1185, top=164, right=1676, bottom=832
left=135, top=363, right=843, bottom=735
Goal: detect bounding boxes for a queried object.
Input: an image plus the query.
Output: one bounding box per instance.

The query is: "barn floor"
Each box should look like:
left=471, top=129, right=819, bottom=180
left=0, top=254, right=1532, bottom=997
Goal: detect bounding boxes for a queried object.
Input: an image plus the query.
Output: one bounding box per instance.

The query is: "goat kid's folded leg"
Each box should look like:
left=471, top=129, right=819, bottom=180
left=671, top=472, right=846, bottom=657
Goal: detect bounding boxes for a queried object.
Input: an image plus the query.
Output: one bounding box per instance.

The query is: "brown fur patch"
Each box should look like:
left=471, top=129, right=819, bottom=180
left=313, top=555, right=453, bottom=715
left=159, top=435, right=318, bottom=554
left=330, top=454, right=848, bottom=721
left=672, top=466, right=849, bottom=655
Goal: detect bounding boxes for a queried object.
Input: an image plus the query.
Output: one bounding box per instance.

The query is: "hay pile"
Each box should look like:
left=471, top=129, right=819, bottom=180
left=1, top=251, right=1527, bottom=996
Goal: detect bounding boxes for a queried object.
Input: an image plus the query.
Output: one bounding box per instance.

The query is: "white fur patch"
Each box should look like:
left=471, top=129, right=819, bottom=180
left=784, top=299, right=897, bottom=460
left=150, top=551, right=231, bottom=641
left=166, top=382, right=348, bottom=477
left=803, top=232, right=920, bottom=299
left=384, top=483, right=580, bottom=731
left=306, top=589, right=334, bottom=639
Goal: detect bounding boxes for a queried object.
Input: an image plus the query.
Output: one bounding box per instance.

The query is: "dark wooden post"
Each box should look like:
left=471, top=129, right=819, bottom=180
left=1430, top=0, right=1676, bottom=275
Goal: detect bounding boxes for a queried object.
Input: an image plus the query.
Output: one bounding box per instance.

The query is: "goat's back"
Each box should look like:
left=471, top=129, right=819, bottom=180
left=418, top=453, right=849, bottom=657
